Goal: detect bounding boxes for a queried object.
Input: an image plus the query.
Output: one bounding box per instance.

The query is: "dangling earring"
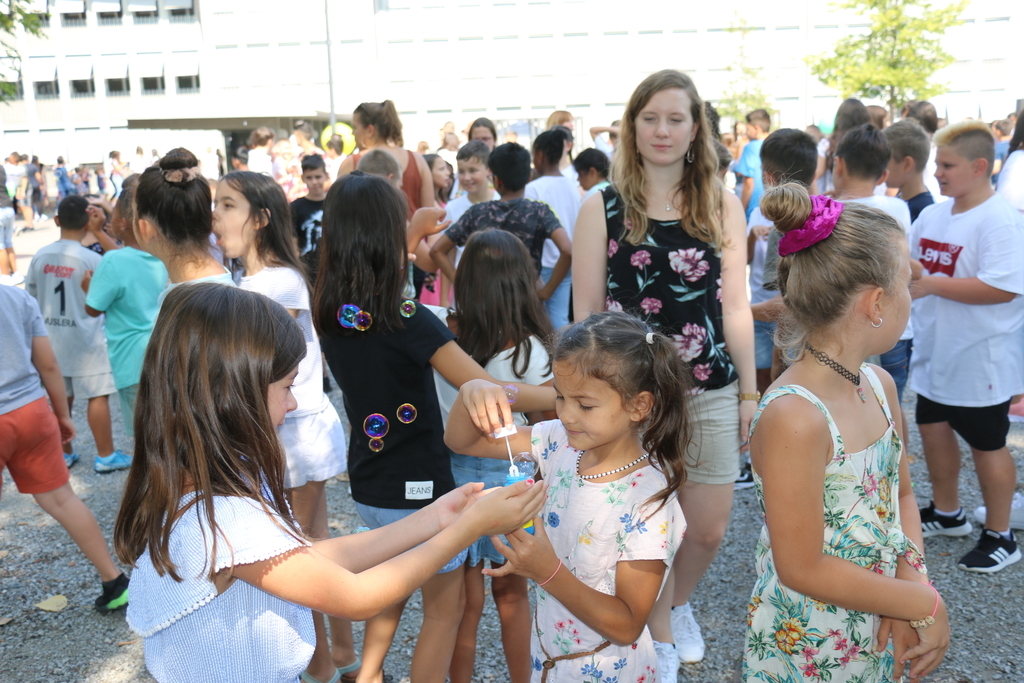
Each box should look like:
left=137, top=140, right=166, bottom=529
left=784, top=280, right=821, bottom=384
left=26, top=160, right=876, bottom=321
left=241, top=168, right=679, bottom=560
left=871, top=317, right=884, bottom=328
left=685, top=147, right=695, bottom=164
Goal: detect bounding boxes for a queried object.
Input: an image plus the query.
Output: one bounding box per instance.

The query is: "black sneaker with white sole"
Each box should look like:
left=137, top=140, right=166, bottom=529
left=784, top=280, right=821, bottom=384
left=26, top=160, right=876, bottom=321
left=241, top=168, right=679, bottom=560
left=919, top=501, right=973, bottom=537
left=734, top=462, right=755, bottom=491
left=957, top=529, right=1021, bottom=573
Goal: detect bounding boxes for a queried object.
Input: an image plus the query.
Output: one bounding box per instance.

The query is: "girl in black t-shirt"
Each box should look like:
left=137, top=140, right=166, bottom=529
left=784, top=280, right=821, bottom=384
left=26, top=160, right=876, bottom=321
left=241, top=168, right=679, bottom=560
left=312, top=172, right=556, bottom=683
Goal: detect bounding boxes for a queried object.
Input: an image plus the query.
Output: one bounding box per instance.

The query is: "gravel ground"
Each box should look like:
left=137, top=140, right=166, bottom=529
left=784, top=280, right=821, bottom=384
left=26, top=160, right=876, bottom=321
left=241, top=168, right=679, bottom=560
left=1, top=383, right=1022, bottom=683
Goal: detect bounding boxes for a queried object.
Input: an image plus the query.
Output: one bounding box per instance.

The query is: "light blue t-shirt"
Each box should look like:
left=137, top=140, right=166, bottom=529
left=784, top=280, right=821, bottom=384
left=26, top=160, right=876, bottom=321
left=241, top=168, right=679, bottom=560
left=735, top=138, right=765, bottom=220
left=85, top=246, right=168, bottom=389
left=0, top=285, right=48, bottom=415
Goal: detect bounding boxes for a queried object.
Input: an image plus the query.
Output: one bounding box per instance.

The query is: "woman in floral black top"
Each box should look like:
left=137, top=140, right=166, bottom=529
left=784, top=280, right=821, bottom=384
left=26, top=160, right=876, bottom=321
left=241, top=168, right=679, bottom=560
left=572, top=70, right=756, bottom=673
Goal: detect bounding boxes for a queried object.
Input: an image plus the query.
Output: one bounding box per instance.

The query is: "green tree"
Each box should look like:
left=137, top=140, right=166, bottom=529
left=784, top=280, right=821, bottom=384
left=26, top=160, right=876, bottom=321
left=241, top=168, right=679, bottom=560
left=716, top=20, right=773, bottom=125
left=809, top=0, right=966, bottom=117
left=1, top=1, right=45, bottom=103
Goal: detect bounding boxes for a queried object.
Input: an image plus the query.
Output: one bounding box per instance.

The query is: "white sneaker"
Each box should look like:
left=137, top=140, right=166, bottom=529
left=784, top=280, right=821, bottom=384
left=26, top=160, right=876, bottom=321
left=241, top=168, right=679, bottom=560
left=9, top=272, right=24, bottom=285
left=973, top=491, right=1024, bottom=530
left=0, top=274, right=13, bottom=286
left=653, top=641, right=678, bottom=683
left=670, top=603, right=705, bottom=663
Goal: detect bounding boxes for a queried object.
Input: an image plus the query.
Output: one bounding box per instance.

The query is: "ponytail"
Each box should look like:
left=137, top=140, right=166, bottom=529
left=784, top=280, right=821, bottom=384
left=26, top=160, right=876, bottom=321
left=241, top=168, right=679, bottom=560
left=136, top=147, right=212, bottom=254
left=552, top=312, right=691, bottom=511
left=354, top=100, right=405, bottom=148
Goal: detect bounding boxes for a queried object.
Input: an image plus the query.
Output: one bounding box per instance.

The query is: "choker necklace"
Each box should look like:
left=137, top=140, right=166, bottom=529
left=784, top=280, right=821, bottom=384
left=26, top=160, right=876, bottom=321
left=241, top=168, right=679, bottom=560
left=576, top=451, right=649, bottom=480
left=805, top=344, right=866, bottom=402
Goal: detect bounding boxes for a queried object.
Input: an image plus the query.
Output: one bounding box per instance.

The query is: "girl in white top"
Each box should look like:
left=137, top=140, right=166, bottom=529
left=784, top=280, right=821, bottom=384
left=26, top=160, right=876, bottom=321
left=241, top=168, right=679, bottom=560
left=212, top=170, right=351, bottom=683
left=996, top=119, right=1024, bottom=214
left=446, top=312, right=689, bottom=683
left=433, top=229, right=555, bottom=683
left=115, top=283, right=547, bottom=683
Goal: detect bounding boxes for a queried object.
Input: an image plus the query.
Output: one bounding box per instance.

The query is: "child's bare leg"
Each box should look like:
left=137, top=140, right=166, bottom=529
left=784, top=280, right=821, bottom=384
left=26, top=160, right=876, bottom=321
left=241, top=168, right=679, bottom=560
left=33, top=482, right=120, bottom=581
left=450, top=562, right=485, bottom=683
left=919, top=422, right=962, bottom=511
left=411, top=565, right=466, bottom=683
left=289, top=480, right=360, bottom=681
left=491, top=571, right=532, bottom=683
left=86, top=395, right=114, bottom=457
left=357, top=600, right=407, bottom=683
left=63, top=394, right=75, bottom=456
left=1, top=247, right=13, bottom=275
left=972, top=446, right=1017, bottom=531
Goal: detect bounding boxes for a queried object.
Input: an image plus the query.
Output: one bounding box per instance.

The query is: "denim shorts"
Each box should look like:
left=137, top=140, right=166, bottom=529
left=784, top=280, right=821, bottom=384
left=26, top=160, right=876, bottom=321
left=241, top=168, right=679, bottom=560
left=450, top=452, right=513, bottom=566
left=354, top=502, right=468, bottom=573
left=753, top=319, right=777, bottom=370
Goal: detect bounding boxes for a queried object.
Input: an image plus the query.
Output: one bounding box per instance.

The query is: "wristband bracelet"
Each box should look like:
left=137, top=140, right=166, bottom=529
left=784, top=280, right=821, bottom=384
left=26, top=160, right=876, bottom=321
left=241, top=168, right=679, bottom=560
left=538, top=560, right=562, bottom=587
left=910, top=584, right=940, bottom=629
left=739, top=392, right=761, bottom=403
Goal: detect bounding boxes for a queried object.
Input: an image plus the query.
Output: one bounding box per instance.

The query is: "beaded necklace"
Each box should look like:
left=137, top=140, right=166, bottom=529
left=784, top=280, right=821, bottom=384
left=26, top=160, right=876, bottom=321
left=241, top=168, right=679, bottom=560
left=575, top=452, right=649, bottom=480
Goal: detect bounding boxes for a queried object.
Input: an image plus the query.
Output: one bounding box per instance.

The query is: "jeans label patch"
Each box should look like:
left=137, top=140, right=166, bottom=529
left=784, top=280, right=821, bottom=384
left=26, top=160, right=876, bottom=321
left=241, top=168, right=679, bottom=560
left=405, top=481, right=433, bottom=500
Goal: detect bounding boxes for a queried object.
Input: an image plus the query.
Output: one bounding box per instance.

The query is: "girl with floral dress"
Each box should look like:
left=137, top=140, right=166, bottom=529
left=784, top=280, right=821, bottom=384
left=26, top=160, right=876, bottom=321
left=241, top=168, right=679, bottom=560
left=446, top=312, right=690, bottom=683
left=745, top=183, right=949, bottom=682
left=573, top=69, right=757, bottom=674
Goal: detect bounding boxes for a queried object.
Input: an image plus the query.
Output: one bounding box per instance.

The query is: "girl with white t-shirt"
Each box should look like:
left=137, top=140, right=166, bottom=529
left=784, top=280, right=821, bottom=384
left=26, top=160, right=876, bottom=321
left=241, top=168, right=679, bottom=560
left=116, top=283, right=547, bottom=683
left=446, top=312, right=688, bottom=683
left=212, top=170, right=353, bottom=683
left=437, top=229, right=555, bottom=683
left=996, top=115, right=1024, bottom=214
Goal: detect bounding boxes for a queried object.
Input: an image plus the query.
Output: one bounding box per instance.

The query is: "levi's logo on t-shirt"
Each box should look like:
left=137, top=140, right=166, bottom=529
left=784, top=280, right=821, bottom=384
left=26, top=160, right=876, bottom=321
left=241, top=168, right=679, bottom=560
left=919, top=238, right=963, bottom=277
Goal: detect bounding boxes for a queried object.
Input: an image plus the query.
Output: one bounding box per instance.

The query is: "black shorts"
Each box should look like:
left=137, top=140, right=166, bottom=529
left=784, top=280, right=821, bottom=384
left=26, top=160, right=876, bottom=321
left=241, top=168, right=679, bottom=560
left=916, top=395, right=1011, bottom=452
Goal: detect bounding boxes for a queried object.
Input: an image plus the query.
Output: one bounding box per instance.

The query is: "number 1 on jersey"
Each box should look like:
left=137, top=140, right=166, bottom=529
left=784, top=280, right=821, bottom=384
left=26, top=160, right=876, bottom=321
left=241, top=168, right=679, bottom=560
left=54, top=280, right=66, bottom=317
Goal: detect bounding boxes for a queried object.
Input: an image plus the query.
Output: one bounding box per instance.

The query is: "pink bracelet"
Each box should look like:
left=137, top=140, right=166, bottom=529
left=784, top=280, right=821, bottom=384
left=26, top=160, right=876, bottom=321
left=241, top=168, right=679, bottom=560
left=538, top=560, right=562, bottom=587
left=910, top=584, right=940, bottom=629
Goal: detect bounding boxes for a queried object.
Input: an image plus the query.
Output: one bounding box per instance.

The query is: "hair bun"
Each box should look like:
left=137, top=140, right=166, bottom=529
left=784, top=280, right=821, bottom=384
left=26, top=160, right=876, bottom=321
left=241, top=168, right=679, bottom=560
left=159, top=147, right=201, bottom=172
left=759, top=182, right=813, bottom=234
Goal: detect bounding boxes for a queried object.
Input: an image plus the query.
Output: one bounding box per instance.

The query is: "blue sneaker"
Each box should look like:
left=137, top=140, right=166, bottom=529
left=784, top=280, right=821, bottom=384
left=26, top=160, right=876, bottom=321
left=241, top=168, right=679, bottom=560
left=64, top=452, right=81, bottom=469
left=94, top=450, right=132, bottom=473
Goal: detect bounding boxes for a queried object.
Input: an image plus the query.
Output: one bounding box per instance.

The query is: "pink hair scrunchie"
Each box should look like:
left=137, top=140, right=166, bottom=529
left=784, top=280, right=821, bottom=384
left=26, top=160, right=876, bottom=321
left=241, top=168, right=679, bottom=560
left=777, top=195, right=844, bottom=257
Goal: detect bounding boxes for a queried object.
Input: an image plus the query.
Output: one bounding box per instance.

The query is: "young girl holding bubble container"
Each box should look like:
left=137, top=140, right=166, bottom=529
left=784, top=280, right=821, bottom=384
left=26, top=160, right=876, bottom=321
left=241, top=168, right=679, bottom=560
left=312, top=172, right=557, bottom=683
left=428, top=228, right=555, bottom=683
left=114, top=284, right=546, bottom=683
left=446, top=311, right=690, bottom=683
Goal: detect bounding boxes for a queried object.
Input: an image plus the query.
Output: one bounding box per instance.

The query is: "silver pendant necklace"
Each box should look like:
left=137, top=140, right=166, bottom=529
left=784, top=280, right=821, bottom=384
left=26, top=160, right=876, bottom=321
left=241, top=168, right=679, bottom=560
left=576, top=451, right=650, bottom=480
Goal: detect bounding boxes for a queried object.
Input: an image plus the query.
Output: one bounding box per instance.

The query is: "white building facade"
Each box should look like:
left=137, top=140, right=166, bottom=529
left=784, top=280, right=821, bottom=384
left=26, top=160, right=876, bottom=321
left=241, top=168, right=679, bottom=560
left=1, top=0, right=1020, bottom=165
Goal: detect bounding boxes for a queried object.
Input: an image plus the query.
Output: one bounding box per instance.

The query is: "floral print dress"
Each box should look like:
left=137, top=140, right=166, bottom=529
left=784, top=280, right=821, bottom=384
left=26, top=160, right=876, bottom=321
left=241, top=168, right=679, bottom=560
left=530, top=420, right=686, bottom=683
left=602, top=187, right=737, bottom=393
left=744, top=366, right=927, bottom=683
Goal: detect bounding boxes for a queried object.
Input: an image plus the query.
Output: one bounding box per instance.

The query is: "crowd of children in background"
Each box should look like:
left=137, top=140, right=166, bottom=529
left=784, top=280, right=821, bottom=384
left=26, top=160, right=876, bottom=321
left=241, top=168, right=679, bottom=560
left=3, top=69, right=1024, bottom=683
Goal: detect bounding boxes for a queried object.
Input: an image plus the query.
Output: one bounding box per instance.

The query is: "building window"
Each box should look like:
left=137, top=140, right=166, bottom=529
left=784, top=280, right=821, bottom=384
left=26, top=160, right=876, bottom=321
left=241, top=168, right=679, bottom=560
left=3, top=81, right=26, bottom=101
left=133, top=11, right=159, bottom=24
left=60, top=12, right=87, bottom=27
left=141, top=76, right=165, bottom=94
left=70, top=78, right=95, bottom=97
left=33, top=13, right=51, bottom=28
left=169, top=8, right=195, bottom=23
left=34, top=80, right=60, bottom=99
left=98, top=12, right=123, bottom=25
left=106, top=77, right=131, bottom=96
left=176, top=74, right=200, bottom=93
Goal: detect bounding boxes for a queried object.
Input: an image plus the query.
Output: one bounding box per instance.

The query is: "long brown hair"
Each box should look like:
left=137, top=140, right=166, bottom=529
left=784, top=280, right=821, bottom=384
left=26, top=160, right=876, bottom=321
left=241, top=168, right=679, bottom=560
left=114, top=284, right=306, bottom=581
left=553, top=312, right=692, bottom=511
left=312, top=172, right=409, bottom=336
left=354, top=100, right=404, bottom=147
left=452, top=229, right=553, bottom=378
left=221, top=171, right=309, bottom=285
left=612, top=70, right=722, bottom=248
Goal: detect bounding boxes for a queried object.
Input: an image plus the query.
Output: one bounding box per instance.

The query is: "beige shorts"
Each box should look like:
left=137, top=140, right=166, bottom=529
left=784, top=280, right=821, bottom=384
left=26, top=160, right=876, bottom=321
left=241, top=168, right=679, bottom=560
left=64, top=372, right=116, bottom=400
left=684, top=380, right=742, bottom=485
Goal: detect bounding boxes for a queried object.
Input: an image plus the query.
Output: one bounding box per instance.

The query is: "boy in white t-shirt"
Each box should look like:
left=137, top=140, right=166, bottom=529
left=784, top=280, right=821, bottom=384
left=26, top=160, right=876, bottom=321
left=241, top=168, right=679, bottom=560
left=524, top=128, right=581, bottom=329
left=832, top=123, right=914, bottom=401
left=909, top=121, right=1024, bottom=573
left=25, top=196, right=131, bottom=473
left=444, top=141, right=499, bottom=227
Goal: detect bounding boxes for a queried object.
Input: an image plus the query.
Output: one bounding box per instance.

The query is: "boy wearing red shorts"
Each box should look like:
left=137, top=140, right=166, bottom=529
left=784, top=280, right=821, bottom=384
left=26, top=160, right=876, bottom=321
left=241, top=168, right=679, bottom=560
left=0, top=284, right=129, bottom=611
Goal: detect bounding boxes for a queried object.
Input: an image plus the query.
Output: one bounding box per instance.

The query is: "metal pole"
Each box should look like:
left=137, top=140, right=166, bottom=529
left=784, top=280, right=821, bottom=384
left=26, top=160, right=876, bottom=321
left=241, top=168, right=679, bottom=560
left=325, top=0, right=336, bottom=128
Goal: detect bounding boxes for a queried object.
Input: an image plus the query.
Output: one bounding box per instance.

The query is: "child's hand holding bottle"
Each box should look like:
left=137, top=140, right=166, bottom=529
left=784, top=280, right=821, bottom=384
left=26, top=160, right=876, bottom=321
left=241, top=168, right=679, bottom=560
left=459, top=378, right=517, bottom=436
left=482, top=515, right=560, bottom=586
